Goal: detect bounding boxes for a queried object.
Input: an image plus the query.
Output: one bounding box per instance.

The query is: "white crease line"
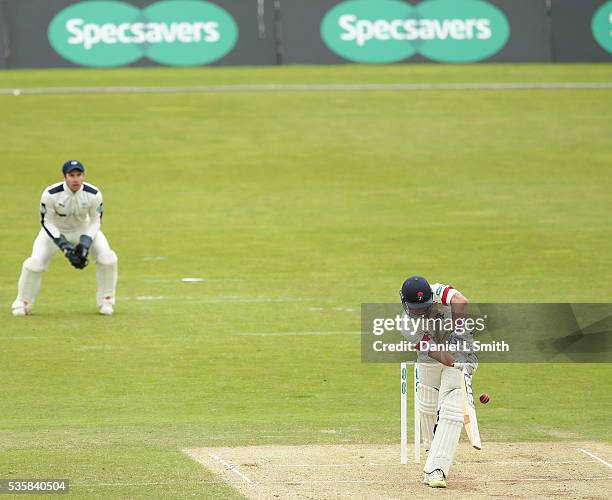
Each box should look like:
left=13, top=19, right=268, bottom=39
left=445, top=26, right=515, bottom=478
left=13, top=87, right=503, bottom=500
left=208, top=453, right=255, bottom=484
left=580, top=449, right=612, bottom=469
left=2, top=82, right=612, bottom=96
left=237, top=331, right=360, bottom=337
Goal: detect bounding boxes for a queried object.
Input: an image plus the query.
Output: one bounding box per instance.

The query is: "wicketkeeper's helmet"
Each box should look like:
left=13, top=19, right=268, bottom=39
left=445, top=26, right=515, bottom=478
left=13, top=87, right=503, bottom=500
left=400, top=276, right=433, bottom=314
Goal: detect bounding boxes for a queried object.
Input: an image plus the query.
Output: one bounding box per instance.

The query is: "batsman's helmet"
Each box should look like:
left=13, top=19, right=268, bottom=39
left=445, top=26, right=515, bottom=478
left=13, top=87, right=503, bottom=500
left=400, top=276, right=433, bottom=314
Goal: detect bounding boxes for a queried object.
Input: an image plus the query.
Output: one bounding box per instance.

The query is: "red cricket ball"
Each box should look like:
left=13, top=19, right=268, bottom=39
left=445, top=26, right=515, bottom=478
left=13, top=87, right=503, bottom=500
left=479, top=393, right=490, bottom=404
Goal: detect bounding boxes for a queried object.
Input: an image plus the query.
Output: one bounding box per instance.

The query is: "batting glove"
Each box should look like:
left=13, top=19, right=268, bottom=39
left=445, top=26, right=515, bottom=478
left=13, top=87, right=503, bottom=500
left=453, top=362, right=477, bottom=375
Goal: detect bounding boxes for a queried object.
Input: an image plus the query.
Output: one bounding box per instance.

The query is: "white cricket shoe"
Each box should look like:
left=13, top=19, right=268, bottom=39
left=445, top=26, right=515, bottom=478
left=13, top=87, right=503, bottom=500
left=99, top=301, right=114, bottom=316
left=11, top=299, right=31, bottom=317
left=425, top=469, right=447, bottom=488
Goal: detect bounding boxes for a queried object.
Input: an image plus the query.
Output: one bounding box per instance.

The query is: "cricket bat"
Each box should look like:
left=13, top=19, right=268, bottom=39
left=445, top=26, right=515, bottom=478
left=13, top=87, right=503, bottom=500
left=461, top=369, right=482, bottom=450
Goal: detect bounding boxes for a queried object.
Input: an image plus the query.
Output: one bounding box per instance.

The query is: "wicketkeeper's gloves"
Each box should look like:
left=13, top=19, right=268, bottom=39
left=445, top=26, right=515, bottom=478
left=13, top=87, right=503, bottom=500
left=66, top=249, right=87, bottom=269
left=54, top=234, right=89, bottom=269
left=54, top=234, right=74, bottom=253
left=75, top=235, right=92, bottom=262
left=66, top=235, right=93, bottom=270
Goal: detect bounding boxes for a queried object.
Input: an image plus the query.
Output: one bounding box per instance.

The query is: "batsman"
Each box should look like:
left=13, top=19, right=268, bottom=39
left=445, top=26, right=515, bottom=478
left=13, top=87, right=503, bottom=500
left=400, top=276, right=478, bottom=488
left=11, top=160, right=118, bottom=316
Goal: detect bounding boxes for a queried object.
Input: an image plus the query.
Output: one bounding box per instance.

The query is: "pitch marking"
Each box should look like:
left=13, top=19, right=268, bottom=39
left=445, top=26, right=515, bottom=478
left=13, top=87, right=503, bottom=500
left=208, top=453, right=255, bottom=484
left=580, top=449, right=612, bottom=469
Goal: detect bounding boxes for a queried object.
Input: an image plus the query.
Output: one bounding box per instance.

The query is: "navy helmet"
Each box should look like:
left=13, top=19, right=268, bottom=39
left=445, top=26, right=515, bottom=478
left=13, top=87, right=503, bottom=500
left=62, top=160, right=85, bottom=175
left=400, top=276, right=433, bottom=313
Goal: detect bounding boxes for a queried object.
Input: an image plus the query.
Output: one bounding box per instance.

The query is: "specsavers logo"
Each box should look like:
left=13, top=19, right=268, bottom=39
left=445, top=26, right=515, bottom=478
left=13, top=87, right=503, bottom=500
left=320, top=0, right=510, bottom=64
left=592, top=0, right=612, bottom=54
left=48, top=0, right=238, bottom=67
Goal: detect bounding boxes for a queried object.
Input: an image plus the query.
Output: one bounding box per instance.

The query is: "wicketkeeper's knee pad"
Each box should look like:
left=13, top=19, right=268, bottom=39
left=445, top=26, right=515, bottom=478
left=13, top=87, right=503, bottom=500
left=24, top=257, right=46, bottom=273
left=416, top=383, right=438, bottom=448
left=96, top=250, right=117, bottom=266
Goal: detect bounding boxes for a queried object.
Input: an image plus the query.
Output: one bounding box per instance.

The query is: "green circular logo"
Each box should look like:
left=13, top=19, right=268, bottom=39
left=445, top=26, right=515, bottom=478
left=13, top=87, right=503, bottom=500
left=416, top=0, right=510, bottom=63
left=48, top=0, right=238, bottom=67
left=320, top=0, right=510, bottom=64
left=48, top=1, right=142, bottom=67
left=143, top=0, right=238, bottom=66
left=321, top=0, right=417, bottom=64
left=592, top=0, right=612, bottom=53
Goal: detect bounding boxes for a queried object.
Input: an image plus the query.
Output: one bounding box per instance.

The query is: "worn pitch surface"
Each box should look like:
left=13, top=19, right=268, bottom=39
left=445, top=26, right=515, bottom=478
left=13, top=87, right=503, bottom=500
left=185, top=442, right=612, bottom=499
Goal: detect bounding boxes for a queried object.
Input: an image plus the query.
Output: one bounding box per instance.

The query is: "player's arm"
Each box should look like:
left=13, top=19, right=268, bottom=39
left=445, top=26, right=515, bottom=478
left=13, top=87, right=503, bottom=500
left=431, top=283, right=469, bottom=332
left=40, top=191, right=72, bottom=254
left=427, top=333, right=476, bottom=373
left=431, top=283, right=458, bottom=306
left=450, top=290, right=469, bottom=330
left=415, top=332, right=456, bottom=367
left=428, top=350, right=455, bottom=367
left=429, top=283, right=474, bottom=369
left=450, top=292, right=478, bottom=374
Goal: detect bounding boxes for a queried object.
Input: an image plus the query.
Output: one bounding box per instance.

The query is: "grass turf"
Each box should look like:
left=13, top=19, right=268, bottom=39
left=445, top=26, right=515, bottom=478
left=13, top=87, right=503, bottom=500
left=1, top=64, right=611, bottom=497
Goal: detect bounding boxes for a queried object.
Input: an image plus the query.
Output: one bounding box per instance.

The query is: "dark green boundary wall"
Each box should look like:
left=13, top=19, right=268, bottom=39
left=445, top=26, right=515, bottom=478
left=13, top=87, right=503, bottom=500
left=0, top=0, right=609, bottom=69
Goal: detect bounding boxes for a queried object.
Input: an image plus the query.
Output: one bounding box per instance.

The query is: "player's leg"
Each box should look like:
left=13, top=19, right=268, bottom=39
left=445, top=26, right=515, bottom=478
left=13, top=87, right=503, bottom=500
left=90, top=231, right=118, bottom=315
left=416, top=362, right=442, bottom=451
left=12, top=230, right=58, bottom=316
left=423, top=365, right=464, bottom=487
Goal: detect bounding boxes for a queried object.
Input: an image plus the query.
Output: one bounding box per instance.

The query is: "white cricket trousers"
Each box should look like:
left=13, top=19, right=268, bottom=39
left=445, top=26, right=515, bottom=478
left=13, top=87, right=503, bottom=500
left=15, top=228, right=118, bottom=309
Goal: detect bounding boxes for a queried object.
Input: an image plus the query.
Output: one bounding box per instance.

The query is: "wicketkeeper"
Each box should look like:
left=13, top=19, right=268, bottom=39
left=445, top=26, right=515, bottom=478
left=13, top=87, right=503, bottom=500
left=400, top=276, right=478, bottom=488
left=11, top=160, right=118, bottom=316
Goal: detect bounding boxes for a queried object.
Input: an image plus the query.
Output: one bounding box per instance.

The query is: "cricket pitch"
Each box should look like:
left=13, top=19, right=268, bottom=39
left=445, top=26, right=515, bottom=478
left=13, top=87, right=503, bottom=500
left=184, top=442, right=612, bottom=499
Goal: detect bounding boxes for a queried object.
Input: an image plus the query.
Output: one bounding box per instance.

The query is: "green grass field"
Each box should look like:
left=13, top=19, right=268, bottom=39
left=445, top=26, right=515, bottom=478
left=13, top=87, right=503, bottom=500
left=1, top=64, right=611, bottom=498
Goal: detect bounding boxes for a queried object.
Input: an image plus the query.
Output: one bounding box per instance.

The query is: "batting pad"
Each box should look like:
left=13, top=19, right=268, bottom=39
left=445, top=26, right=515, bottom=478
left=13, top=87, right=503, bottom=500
left=416, top=383, right=438, bottom=449
left=423, top=387, right=464, bottom=476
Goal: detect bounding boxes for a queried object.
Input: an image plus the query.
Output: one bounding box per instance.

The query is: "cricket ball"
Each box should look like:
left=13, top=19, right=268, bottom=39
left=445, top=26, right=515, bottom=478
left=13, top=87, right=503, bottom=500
left=479, top=393, right=490, bottom=404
